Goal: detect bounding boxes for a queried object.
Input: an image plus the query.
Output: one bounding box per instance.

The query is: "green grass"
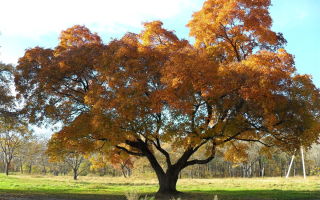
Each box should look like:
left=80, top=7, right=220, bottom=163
left=0, top=174, right=319, bottom=199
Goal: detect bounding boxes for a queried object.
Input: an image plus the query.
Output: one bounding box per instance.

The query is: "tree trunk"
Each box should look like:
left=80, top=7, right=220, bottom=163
left=20, top=163, right=23, bottom=174
left=19, top=158, right=24, bottom=174
left=73, top=169, right=78, bottom=180
left=259, top=158, right=264, bottom=177
left=5, top=162, right=10, bottom=176
left=53, top=170, right=59, bottom=176
left=41, top=158, right=47, bottom=175
left=128, top=167, right=132, bottom=177
left=157, top=168, right=179, bottom=194
left=28, top=164, right=32, bottom=174
left=42, top=165, right=47, bottom=175
left=124, top=139, right=215, bottom=195
left=121, top=166, right=127, bottom=178
left=103, top=166, right=107, bottom=176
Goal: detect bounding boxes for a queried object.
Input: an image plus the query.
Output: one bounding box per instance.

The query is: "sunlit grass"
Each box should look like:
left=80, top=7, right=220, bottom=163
left=0, top=174, right=319, bottom=199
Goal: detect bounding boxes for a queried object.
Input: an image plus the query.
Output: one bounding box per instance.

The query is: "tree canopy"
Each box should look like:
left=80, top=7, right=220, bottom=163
left=14, top=0, right=320, bottom=194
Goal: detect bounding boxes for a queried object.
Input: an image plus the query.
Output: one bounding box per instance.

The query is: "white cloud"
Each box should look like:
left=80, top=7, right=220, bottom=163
left=0, top=0, right=198, bottom=37
left=0, top=0, right=202, bottom=64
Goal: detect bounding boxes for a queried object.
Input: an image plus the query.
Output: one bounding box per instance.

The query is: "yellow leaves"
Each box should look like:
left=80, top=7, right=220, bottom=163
left=140, top=21, right=180, bottom=47
left=57, top=25, right=102, bottom=51
left=171, top=78, right=182, bottom=88
left=213, top=49, right=295, bottom=108
left=15, top=3, right=320, bottom=169
left=161, top=46, right=219, bottom=113
left=89, top=154, right=108, bottom=171
left=243, top=49, right=295, bottom=74
left=44, top=105, right=56, bottom=117
left=263, top=114, right=278, bottom=129
left=224, top=143, right=249, bottom=164
left=188, top=0, right=284, bottom=61
left=185, top=134, right=202, bottom=147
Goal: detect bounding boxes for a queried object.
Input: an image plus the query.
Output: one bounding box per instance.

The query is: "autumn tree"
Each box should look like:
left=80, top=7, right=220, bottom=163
left=110, top=151, right=134, bottom=178
left=0, top=63, right=14, bottom=116
left=15, top=0, right=320, bottom=194
left=37, top=139, right=51, bottom=175
left=0, top=118, right=30, bottom=175
left=17, top=137, right=47, bottom=174
left=90, top=151, right=134, bottom=177
left=47, top=133, right=88, bottom=180
left=89, top=153, right=110, bottom=176
left=0, top=62, right=23, bottom=175
left=15, top=25, right=102, bottom=125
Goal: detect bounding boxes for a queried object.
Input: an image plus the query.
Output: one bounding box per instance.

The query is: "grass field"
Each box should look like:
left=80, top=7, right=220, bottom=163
left=0, top=174, right=319, bottom=200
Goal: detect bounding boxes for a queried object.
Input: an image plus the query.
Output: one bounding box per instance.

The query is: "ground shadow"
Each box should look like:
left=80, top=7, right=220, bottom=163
left=0, top=189, right=319, bottom=200
left=179, top=189, right=320, bottom=200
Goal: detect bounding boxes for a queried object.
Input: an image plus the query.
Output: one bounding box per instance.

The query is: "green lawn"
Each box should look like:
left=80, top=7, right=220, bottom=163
left=0, top=174, right=319, bottom=200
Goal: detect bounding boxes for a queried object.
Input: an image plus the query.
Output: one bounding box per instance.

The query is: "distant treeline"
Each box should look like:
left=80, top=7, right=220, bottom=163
left=1, top=137, right=319, bottom=179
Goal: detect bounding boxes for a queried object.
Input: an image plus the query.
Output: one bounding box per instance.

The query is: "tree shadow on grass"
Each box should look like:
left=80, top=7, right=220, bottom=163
left=0, top=190, right=125, bottom=200
left=181, top=189, right=320, bottom=200
left=0, top=189, right=145, bottom=200
left=0, top=189, right=319, bottom=200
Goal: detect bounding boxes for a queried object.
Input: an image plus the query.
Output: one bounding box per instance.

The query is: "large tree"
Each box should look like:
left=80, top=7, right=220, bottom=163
left=15, top=0, right=320, bottom=194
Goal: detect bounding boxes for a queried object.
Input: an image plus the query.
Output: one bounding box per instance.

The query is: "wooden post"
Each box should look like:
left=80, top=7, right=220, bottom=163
left=300, top=146, right=306, bottom=179
left=286, top=155, right=295, bottom=178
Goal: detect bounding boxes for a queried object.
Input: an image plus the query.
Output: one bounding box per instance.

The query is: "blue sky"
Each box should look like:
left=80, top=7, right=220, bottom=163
left=0, top=0, right=319, bottom=87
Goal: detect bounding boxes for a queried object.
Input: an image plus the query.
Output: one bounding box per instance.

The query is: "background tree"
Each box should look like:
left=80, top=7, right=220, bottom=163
left=90, top=151, right=134, bottom=178
left=17, top=137, right=46, bottom=174
left=0, top=118, right=30, bottom=175
left=14, top=0, right=320, bottom=194
left=37, top=139, right=50, bottom=175
left=309, top=144, right=320, bottom=175
left=110, top=151, right=134, bottom=178
left=0, top=62, right=14, bottom=116
left=47, top=133, right=88, bottom=180
left=89, top=153, right=110, bottom=176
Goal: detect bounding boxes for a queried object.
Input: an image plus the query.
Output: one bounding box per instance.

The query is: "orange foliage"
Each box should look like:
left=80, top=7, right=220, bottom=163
left=15, top=0, right=320, bottom=190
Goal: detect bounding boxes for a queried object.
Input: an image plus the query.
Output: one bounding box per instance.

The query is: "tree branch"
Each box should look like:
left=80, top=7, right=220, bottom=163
left=151, top=138, right=172, bottom=167
left=235, top=138, right=273, bottom=147
left=125, top=139, right=165, bottom=176
left=223, top=128, right=251, bottom=143
left=115, top=145, right=144, bottom=157
left=184, top=155, right=215, bottom=168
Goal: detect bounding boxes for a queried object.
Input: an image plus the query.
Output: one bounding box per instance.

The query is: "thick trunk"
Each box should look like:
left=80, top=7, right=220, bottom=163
left=144, top=151, right=181, bottom=194
left=157, top=168, right=180, bottom=194
left=125, top=139, right=215, bottom=195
